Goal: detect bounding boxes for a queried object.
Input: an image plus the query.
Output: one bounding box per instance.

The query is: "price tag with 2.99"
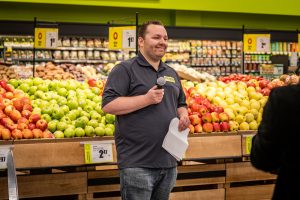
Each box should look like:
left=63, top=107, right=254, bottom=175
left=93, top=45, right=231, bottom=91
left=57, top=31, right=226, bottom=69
left=0, top=146, right=10, bottom=169
left=84, top=143, right=113, bottom=164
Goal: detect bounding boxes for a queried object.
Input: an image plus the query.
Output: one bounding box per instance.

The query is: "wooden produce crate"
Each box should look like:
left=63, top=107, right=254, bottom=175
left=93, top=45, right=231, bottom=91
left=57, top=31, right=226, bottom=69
left=185, top=133, right=242, bottom=160
left=12, top=137, right=116, bottom=169
left=0, top=172, right=87, bottom=199
left=226, top=162, right=276, bottom=200
left=170, top=189, right=224, bottom=200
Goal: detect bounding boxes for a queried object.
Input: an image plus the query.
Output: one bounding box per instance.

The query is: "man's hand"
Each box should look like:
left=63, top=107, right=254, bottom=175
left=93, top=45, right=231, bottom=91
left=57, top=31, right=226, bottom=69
left=178, top=115, right=190, bottom=132
left=144, top=85, right=164, bottom=105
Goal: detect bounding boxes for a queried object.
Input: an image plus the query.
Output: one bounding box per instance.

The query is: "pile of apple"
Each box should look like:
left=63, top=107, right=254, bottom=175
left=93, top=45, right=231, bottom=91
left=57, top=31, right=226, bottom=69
left=87, top=78, right=106, bottom=96
left=187, top=93, right=231, bottom=133
left=183, top=78, right=269, bottom=133
left=8, top=78, right=115, bottom=138
left=0, top=80, right=52, bottom=140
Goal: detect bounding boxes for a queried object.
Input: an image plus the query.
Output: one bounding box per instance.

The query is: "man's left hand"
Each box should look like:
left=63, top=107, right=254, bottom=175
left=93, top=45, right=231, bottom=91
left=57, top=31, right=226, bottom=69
left=178, top=115, right=190, bottom=132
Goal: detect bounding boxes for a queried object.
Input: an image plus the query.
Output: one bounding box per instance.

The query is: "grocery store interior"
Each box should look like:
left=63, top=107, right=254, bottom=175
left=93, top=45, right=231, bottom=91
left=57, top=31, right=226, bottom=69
left=0, top=0, right=299, bottom=199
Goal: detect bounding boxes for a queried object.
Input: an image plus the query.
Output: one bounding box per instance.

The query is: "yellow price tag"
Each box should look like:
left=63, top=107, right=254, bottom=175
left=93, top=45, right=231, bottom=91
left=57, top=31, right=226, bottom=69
left=244, top=34, right=257, bottom=52
left=245, top=135, right=254, bottom=155
left=34, top=28, right=58, bottom=49
left=84, top=142, right=114, bottom=164
left=109, top=26, right=136, bottom=50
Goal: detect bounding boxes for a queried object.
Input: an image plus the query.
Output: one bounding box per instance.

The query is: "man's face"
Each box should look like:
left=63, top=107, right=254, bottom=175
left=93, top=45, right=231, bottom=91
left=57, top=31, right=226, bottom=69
left=139, top=24, right=168, bottom=61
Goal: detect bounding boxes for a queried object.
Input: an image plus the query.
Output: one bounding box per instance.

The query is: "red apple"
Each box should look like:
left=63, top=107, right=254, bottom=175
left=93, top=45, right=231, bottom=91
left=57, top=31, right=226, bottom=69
left=211, top=112, right=220, bottom=122
left=214, top=106, right=224, bottom=114
left=261, top=88, right=270, bottom=96
left=0, top=102, right=5, bottom=110
left=4, top=105, right=14, bottom=115
left=87, top=79, right=97, bottom=87
left=1, top=128, right=11, bottom=140
left=1, top=117, right=13, bottom=127
left=42, top=130, right=54, bottom=139
left=29, top=114, right=41, bottom=124
left=32, top=129, right=43, bottom=138
left=6, top=123, right=17, bottom=131
left=23, top=104, right=33, bottom=112
left=18, top=117, right=29, bottom=125
left=203, top=123, right=213, bottom=133
left=212, top=122, right=221, bottom=132
left=194, top=124, right=203, bottom=133
left=22, top=129, right=33, bottom=139
left=21, top=110, right=32, bottom=119
left=202, top=113, right=212, bottom=123
left=11, top=129, right=23, bottom=139
left=4, top=92, right=14, bottom=100
left=36, top=119, right=48, bottom=131
left=220, top=122, right=230, bottom=132
left=20, top=97, right=31, bottom=105
left=199, top=105, right=208, bottom=116
left=0, top=111, right=6, bottom=120
left=188, top=124, right=195, bottom=134
left=219, top=112, right=229, bottom=122
left=190, top=103, right=201, bottom=113
left=9, top=110, right=22, bottom=123
left=2, top=99, right=12, bottom=106
left=189, top=114, right=201, bottom=126
left=17, top=123, right=28, bottom=131
left=13, top=99, right=24, bottom=112
left=28, top=123, right=36, bottom=130
left=259, top=80, right=269, bottom=89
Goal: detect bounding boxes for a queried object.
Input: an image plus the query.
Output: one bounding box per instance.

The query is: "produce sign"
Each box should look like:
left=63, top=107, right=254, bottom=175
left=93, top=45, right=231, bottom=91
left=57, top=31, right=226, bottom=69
left=84, top=142, right=114, bottom=164
left=259, top=64, right=284, bottom=78
left=109, top=26, right=136, bottom=50
left=244, top=34, right=270, bottom=52
left=34, top=28, right=58, bottom=49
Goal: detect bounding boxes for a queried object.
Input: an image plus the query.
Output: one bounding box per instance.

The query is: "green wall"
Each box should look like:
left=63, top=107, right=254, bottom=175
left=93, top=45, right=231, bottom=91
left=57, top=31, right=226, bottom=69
left=0, top=1, right=300, bottom=31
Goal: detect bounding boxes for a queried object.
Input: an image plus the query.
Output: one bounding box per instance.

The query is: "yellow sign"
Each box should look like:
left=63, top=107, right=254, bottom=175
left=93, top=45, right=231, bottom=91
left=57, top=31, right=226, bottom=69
left=164, top=76, right=176, bottom=83
left=298, top=34, right=300, bottom=52
left=34, top=28, right=58, bottom=49
left=244, top=34, right=270, bottom=52
left=245, top=135, right=254, bottom=155
left=109, top=26, right=136, bottom=50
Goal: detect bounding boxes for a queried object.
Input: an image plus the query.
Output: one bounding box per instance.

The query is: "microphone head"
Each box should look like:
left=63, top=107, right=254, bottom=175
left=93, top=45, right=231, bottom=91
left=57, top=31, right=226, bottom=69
left=156, top=77, right=166, bottom=87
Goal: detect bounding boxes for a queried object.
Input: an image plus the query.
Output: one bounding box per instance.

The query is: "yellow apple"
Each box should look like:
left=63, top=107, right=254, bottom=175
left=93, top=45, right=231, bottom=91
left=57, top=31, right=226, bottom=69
left=249, top=121, right=258, bottom=130
left=239, top=122, right=250, bottom=130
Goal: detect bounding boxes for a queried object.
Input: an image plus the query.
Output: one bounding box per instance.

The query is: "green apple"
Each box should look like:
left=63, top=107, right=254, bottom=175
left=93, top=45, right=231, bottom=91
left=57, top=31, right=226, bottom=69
left=84, top=105, right=94, bottom=113
left=38, top=84, right=49, bottom=92
left=64, top=127, right=75, bottom=138
left=78, top=98, right=86, bottom=107
left=57, top=121, right=67, bottom=131
left=23, top=79, right=33, bottom=86
left=48, top=121, right=57, bottom=133
left=80, top=111, right=90, bottom=119
left=104, top=127, right=114, bottom=136
left=28, top=86, right=38, bottom=95
left=52, top=108, right=64, bottom=120
left=8, top=79, right=19, bottom=88
left=19, top=83, right=30, bottom=93
left=105, top=124, right=115, bottom=132
left=32, top=107, right=42, bottom=115
left=75, top=127, right=85, bottom=137
left=60, top=116, right=72, bottom=124
left=33, top=77, right=43, bottom=86
left=91, top=87, right=101, bottom=95
left=95, top=105, right=104, bottom=116
left=53, top=130, right=64, bottom=138
left=75, top=117, right=86, bottom=128
left=88, top=119, right=99, bottom=128
left=49, top=99, right=57, bottom=105
left=58, top=88, right=68, bottom=97
left=61, top=105, right=70, bottom=114
left=35, top=90, right=45, bottom=99
left=92, top=96, right=102, bottom=103
left=84, top=126, right=95, bottom=137
left=95, top=126, right=105, bottom=136
left=91, top=113, right=101, bottom=121
left=67, top=100, right=79, bottom=110
left=100, top=117, right=106, bottom=125
left=67, top=90, right=76, bottom=97
left=105, top=114, right=115, bottom=124
left=30, top=95, right=35, bottom=100
left=58, top=97, right=67, bottom=106
left=42, top=114, right=52, bottom=122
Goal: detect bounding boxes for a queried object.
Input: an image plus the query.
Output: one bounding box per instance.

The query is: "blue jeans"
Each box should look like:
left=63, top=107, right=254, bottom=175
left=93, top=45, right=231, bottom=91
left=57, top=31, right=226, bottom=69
left=119, top=167, right=177, bottom=200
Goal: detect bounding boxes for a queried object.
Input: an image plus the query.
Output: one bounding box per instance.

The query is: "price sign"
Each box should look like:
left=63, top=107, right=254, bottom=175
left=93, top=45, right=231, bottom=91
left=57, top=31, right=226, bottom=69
left=0, top=146, right=11, bottom=169
left=298, top=34, right=300, bottom=52
left=84, top=142, right=113, bottom=164
left=244, top=34, right=270, bottom=52
left=34, top=28, right=58, bottom=49
left=109, top=26, right=136, bottom=50
left=245, top=135, right=254, bottom=155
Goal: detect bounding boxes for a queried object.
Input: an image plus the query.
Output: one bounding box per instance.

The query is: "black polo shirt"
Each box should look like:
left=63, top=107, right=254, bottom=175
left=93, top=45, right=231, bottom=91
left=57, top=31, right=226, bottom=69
left=102, top=52, right=187, bottom=169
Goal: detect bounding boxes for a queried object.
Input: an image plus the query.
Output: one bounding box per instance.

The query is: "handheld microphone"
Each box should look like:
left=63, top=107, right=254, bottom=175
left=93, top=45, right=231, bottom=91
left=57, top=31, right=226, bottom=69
left=156, top=77, right=166, bottom=89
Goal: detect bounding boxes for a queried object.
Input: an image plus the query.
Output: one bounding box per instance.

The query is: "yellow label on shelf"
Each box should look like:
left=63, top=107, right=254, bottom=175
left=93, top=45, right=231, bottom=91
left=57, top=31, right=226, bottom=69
left=245, top=135, right=254, bottom=155
left=34, top=28, right=58, bottom=49
left=84, top=144, right=92, bottom=164
left=109, top=26, right=136, bottom=50
left=244, top=34, right=270, bottom=52
left=298, top=34, right=300, bottom=52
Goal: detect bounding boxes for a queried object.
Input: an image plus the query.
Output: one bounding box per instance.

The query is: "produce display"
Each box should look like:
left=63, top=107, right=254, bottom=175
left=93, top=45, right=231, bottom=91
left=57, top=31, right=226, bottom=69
left=183, top=74, right=300, bottom=134
left=0, top=78, right=113, bottom=140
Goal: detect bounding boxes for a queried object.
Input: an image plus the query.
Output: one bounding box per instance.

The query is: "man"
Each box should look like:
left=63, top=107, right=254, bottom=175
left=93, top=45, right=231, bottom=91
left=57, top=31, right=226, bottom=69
left=250, top=83, right=300, bottom=200
left=102, top=21, right=190, bottom=200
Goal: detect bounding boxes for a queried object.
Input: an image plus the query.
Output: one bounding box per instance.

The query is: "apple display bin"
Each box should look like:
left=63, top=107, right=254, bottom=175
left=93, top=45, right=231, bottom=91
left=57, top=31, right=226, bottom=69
left=0, top=132, right=276, bottom=200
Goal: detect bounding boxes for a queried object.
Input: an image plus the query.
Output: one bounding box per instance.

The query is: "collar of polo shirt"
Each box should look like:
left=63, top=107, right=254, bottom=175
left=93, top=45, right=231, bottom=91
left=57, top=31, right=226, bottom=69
left=137, top=51, right=166, bottom=72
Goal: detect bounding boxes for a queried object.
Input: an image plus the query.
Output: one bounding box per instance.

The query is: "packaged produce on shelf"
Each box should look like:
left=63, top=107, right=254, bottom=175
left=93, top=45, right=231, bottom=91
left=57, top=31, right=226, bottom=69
left=70, top=37, right=78, bottom=47
left=0, top=65, right=18, bottom=80
left=169, top=63, right=216, bottom=82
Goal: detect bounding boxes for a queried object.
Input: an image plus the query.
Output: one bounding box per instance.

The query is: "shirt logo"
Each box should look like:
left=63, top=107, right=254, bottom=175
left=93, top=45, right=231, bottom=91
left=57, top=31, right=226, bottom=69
left=164, top=76, right=176, bottom=83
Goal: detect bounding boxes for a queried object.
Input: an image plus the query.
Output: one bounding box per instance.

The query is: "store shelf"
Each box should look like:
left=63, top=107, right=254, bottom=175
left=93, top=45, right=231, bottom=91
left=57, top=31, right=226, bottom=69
left=244, top=61, right=271, bottom=64
left=12, top=58, right=53, bottom=62
left=53, top=59, right=109, bottom=64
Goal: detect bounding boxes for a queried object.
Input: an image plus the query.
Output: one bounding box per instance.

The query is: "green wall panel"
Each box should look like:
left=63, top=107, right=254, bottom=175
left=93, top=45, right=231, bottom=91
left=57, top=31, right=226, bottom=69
left=1, top=0, right=300, bottom=16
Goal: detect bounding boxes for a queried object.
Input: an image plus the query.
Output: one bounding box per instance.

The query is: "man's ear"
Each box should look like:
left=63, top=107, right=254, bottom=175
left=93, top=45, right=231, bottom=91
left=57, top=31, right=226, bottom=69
left=138, top=37, right=144, bottom=48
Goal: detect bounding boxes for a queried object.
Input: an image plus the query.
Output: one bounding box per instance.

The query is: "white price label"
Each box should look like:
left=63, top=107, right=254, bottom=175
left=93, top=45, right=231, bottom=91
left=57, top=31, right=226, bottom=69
left=84, top=143, right=113, bottom=164
left=45, top=31, right=58, bottom=48
left=256, top=37, right=270, bottom=52
left=0, top=147, right=10, bottom=169
left=122, top=29, right=136, bottom=49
